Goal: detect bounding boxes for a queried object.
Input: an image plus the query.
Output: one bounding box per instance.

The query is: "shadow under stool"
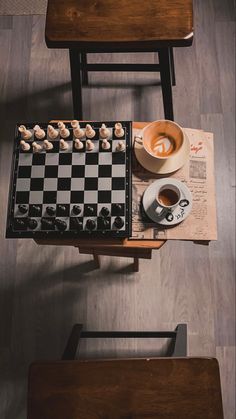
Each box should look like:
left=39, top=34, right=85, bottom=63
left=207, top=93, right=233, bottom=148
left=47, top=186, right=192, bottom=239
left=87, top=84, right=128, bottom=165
left=45, top=0, right=194, bottom=120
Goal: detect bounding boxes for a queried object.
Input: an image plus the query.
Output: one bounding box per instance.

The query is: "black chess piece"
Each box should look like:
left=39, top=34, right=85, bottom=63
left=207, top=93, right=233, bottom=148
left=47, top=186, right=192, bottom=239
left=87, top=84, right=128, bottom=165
left=100, top=206, right=109, bottom=217
left=41, top=218, right=55, bottom=230
left=86, top=219, right=96, bottom=230
left=57, top=205, right=67, bottom=214
left=114, top=216, right=124, bottom=229
left=18, top=204, right=28, bottom=214
left=100, top=218, right=110, bottom=229
left=27, top=218, right=38, bottom=230
left=31, top=205, right=41, bottom=216
left=46, top=206, right=56, bottom=216
left=86, top=206, right=95, bottom=216
left=15, top=219, right=25, bottom=229
left=71, top=217, right=83, bottom=230
left=55, top=219, right=67, bottom=231
left=73, top=205, right=81, bottom=215
left=113, top=203, right=122, bottom=214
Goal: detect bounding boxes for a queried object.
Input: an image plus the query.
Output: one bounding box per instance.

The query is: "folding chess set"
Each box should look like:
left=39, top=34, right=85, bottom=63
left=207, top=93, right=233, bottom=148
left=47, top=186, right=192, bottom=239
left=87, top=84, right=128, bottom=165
left=6, top=121, right=132, bottom=239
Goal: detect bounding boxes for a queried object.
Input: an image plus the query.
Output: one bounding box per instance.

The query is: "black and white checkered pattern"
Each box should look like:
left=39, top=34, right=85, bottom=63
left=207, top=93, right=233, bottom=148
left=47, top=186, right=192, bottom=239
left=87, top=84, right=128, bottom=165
left=6, top=121, right=132, bottom=238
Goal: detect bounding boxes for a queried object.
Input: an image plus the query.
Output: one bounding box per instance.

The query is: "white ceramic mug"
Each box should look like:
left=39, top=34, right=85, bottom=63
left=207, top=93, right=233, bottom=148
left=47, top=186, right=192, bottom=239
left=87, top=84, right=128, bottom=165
left=135, top=120, right=184, bottom=160
left=154, top=183, right=181, bottom=218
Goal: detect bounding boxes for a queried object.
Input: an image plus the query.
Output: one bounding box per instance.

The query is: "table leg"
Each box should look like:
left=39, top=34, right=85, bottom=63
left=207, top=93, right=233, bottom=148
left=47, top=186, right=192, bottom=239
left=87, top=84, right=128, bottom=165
left=69, top=49, right=83, bottom=119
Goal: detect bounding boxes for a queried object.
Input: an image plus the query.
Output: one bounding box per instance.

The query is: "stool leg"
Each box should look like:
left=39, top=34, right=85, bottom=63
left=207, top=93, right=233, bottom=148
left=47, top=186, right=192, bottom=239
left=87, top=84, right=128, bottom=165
left=69, top=49, right=83, bottom=119
left=169, top=47, right=176, bottom=86
left=133, top=258, right=139, bottom=272
left=81, top=53, right=88, bottom=85
left=158, top=48, right=174, bottom=121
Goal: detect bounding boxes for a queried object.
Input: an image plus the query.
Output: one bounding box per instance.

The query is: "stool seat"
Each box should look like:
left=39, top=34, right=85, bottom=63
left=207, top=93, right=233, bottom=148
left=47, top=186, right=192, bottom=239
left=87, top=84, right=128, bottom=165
left=45, top=0, right=193, bottom=51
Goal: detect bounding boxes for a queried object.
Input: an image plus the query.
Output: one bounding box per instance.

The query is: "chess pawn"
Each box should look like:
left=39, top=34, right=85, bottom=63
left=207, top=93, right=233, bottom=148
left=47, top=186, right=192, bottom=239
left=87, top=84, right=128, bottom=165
left=60, top=139, right=69, bottom=150
left=116, top=140, right=125, bottom=152
left=86, top=139, right=94, bottom=151
left=102, top=138, right=110, bottom=150
left=20, top=140, right=30, bottom=151
left=85, top=124, right=96, bottom=139
left=43, top=139, right=53, bottom=150
left=18, top=125, right=32, bottom=140
left=114, top=122, right=124, bottom=138
left=32, top=141, right=42, bottom=153
left=71, top=121, right=85, bottom=138
left=47, top=124, right=59, bottom=139
left=74, top=138, right=84, bottom=150
left=99, top=123, right=110, bottom=139
left=58, top=121, right=70, bottom=138
left=33, top=125, right=46, bottom=140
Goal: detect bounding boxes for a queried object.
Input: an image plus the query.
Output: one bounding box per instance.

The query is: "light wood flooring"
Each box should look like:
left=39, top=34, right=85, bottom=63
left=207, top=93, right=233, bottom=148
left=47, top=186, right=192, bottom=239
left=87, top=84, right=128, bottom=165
left=0, top=1, right=235, bottom=418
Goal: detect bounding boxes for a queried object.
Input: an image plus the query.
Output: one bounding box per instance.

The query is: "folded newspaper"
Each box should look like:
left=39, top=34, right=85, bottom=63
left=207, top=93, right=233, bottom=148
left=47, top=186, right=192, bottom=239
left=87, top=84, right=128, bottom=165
left=131, top=128, right=217, bottom=241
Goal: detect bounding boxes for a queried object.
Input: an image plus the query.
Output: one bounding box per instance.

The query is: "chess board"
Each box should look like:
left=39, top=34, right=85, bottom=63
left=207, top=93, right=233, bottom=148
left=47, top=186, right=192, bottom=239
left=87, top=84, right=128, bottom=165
left=6, top=121, right=132, bottom=239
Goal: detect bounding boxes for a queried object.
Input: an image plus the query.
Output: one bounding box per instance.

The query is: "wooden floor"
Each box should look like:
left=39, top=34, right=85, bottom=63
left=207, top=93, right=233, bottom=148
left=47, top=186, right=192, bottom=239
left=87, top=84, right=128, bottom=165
left=0, top=1, right=235, bottom=418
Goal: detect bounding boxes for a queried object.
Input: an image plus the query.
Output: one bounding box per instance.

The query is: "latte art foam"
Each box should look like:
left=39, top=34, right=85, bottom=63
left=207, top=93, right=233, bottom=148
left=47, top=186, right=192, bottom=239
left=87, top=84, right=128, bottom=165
left=150, top=135, right=176, bottom=157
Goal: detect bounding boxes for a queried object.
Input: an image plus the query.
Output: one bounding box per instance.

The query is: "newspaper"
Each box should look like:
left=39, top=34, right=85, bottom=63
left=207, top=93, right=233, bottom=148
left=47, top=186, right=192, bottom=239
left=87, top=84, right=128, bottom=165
left=131, top=128, right=217, bottom=241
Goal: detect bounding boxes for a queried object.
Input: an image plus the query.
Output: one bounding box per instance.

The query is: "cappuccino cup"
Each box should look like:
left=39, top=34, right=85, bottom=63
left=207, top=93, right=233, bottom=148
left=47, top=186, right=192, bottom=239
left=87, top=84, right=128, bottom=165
left=154, top=183, right=181, bottom=218
left=135, top=120, right=184, bottom=160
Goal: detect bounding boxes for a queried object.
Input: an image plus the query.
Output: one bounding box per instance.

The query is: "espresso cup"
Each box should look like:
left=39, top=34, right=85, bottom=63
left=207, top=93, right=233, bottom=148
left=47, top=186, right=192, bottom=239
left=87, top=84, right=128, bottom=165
left=135, top=120, right=184, bottom=160
left=154, top=183, right=181, bottom=218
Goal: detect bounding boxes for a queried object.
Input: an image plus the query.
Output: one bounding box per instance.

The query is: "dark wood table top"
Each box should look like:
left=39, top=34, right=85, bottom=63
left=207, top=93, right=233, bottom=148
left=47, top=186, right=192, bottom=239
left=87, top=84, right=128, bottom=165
left=28, top=357, right=223, bottom=419
left=45, top=0, right=193, bottom=51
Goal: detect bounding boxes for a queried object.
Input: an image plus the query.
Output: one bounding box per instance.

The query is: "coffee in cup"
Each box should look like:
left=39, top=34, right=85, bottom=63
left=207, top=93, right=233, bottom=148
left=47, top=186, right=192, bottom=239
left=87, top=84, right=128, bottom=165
left=155, top=183, right=181, bottom=218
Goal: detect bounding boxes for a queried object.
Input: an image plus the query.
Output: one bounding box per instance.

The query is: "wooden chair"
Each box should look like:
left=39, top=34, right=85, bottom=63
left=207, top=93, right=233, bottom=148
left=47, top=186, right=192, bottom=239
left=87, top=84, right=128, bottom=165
left=45, top=0, right=193, bottom=120
left=27, top=323, right=224, bottom=419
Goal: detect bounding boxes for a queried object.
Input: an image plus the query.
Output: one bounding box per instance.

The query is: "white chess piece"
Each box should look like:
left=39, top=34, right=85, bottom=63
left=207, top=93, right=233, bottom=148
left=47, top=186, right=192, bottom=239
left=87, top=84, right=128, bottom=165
left=114, top=122, right=124, bottom=138
left=20, top=140, right=30, bottom=151
left=43, top=139, right=53, bottom=150
left=102, top=138, right=111, bottom=150
left=71, top=121, right=85, bottom=138
left=85, top=124, right=96, bottom=139
left=58, top=121, right=70, bottom=138
left=99, top=123, right=110, bottom=139
left=116, top=140, right=125, bottom=152
left=32, top=142, right=42, bottom=153
left=60, top=139, right=69, bottom=150
left=33, top=125, right=46, bottom=140
left=74, top=138, right=84, bottom=150
left=86, top=139, right=94, bottom=151
left=47, top=124, right=59, bottom=139
left=18, top=125, right=32, bottom=140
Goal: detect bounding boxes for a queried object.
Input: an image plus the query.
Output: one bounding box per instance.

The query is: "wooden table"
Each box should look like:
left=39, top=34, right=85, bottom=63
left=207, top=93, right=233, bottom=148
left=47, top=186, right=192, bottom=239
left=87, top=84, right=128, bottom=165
left=35, top=122, right=165, bottom=272
left=27, top=357, right=224, bottom=419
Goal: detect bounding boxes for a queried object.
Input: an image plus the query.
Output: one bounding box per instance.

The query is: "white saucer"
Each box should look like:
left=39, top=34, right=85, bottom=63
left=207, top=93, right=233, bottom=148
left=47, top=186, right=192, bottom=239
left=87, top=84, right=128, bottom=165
left=134, top=131, right=190, bottom=174
left=142, top=178, right=192, bottom=226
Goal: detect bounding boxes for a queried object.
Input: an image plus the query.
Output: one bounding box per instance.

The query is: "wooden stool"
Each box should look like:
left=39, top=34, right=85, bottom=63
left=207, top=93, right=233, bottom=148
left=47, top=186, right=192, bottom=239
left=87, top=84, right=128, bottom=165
left=27, top=324, right=224, bottom=419
left=45, top=0, right=193, bottom=120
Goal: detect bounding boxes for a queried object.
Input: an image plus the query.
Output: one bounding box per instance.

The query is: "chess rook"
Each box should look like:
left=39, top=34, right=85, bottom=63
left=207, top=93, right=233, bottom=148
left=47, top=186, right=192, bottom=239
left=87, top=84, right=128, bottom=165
left=33, top=125, right=46, bottom=140
left=102, top=138, right=110, bottom=150
left=20, top=140, right=30, bottom=151
left=32, top=142, right=42, bottom=153
left=99, top=123, right=110, bottom=139
left=18, top=125, right=32, bottom=140
left=60, top=139, right=69, bottom=150
left=114, top=122, right=124, bottom=138
left=58, top=121, right=70, bottom=138
left=74, top=138, right=83, bottom=150
left=85, top=124, right=96, bottom=139
left=43, top=139, right=53, bottom=150
left=47, top=125, right=59, bottom=139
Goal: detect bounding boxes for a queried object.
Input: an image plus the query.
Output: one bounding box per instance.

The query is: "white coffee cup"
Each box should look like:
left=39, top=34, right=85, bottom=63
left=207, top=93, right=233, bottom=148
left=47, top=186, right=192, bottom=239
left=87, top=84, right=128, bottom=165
left=154, top=183, right=181, bottom=218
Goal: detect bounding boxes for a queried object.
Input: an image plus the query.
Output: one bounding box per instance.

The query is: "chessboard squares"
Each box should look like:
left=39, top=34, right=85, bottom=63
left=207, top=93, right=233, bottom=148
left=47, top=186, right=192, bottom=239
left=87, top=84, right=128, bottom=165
left=57, top=191, right=70, bottom=203
left=98, top=177, right=112, bottom=190
left=18, top=165, right=31, bottom=178
left=85, top=152, right=98, bottom=165
left=98, top=165, right=112, bottom=178
left=31, top=165, right=45, bottom=178
left=43, top=191, right=57, bottom=204
left=57, top=178, right=71, bottom=191
left=84, top=191, right=98, bottom=203
left=85, top=178, right=98, bottom=190
left=112, top=177, right=125, bottom=190
left=84, top=165, right=98, bottom=178
left=98, top=152, right=112, bottom=165
left=32, top=153, right=46, bottom=166
left=111, top=190, right=126, bottom=203
left=45, top=153, right=59, bottom=166
left=29, top=191, right=44, bottom=204
left=44, top=178, right=58, bottom=191
left=72, top=165, right=85, bottom=178
left=111, top=164, right=126, bottom=177
left=72, top=153, right=85, bottom=165
left=57, top=165, right=72, bottom=178
left=16, top=178, right=30, bottom=191
left=30, top=178, right=44, bottom=191
left=59, top=153, right=72, bottom=165
left=98, top=191, right=111, bottom=203
left=71, top=178, right=85, bottom=191
left=71, top=191, right=84, bottom=203
left=16, top=191, right=30, bottom=204
left=112, top=152, right=126, bottom=165
left=45, top=165, right=58, bottom=178
left=19, top=153, right=33, bottom=166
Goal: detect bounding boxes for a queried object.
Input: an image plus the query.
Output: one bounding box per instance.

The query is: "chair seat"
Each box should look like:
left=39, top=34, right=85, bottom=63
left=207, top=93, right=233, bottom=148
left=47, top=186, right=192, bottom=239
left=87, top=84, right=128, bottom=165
left=45, top=0, right=193, bottom=51
left=28, top=357, right=223, bottom=419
